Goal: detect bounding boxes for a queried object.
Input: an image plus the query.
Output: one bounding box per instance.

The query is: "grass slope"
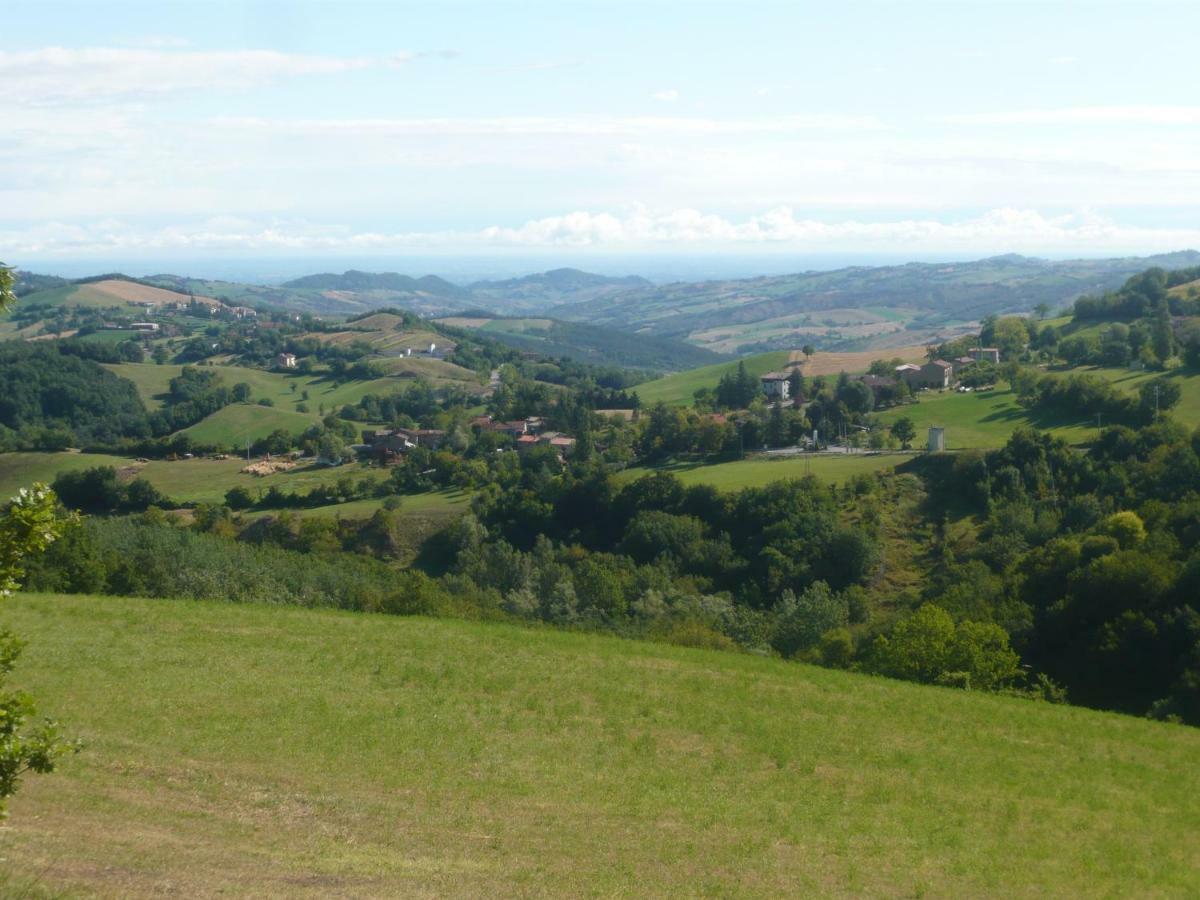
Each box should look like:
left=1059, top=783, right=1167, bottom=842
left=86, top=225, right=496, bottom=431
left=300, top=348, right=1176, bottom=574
left=635, top=351, right=790, bottom=407
left=178, top=403, right=315, bottom=447
left=873, top=388, right=1096, bottom=449
left=4, top=593, right=1199, bottom=897
left=619, top=453, right=903, bottom=491
left=0, top=453, right=386, bottom=507
left=872, top=368, right=1200, bottom=450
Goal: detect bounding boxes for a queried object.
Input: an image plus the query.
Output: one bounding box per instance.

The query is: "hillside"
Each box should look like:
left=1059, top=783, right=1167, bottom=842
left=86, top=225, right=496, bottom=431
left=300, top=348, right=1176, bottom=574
left=6, top=592, right=1198, bottom=897
left=466, top=267, right=652, bottom=312
left=555, top=251, right=1200, bottom=354
left=436, top=315, right=721, bottom=372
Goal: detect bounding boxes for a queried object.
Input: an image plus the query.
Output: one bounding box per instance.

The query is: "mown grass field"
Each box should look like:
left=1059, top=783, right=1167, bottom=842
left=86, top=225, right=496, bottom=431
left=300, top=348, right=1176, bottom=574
left=237, top=488, right=469, bottom=522
left=4, top=592, right=1198, bottom=897
left=635, top=351, right=790, bottom=406
left=619, top=452, right=904, bottom=491
left=1085, top=364, right=1200, bottom=426
left=0, top=452, right=388, bottom=507
left=104, top=361, right=481, bottom=428
left=872, top=367, right=1200, bottom=450
left=177, top=403, right=316, bottom=448
left=873, top=387, right=1097, bottom=449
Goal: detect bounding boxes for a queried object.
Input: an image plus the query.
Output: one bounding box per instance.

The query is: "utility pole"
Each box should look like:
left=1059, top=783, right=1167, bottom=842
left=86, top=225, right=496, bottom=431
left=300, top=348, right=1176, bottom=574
left=1154, top=384, right=1160, bottom=419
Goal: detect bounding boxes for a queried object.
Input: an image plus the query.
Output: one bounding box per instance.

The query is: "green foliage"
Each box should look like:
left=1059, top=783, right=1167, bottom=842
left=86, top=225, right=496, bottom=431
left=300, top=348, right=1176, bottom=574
left=867, top=604, right=1021, bottom=691
left=771, top=581, right=848, bottom=658
left=0, top=484, right=78, bottom=815
left=52, top=466, right=171, bottom=514
left=890, top=416, right=916, bottom=449
left=0, top=343, right=151, bottom=448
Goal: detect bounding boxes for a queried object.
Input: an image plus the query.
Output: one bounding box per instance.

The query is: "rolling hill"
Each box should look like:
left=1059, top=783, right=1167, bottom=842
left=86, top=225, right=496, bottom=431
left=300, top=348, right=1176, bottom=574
left=553, top=251, right=1200, bottom=354
left=5, top=592, right=1197, bottom=897
left=436, top=315, right=722, bottom=372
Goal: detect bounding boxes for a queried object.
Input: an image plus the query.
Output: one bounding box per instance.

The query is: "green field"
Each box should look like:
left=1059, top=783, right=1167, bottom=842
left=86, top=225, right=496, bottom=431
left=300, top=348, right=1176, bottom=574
left=104, top=361, right=481, bottom=428
left=635, top=351, right=790, bottom=407
left=1085, top=364, right=1200, bottom=426
left=4, top=592, right=1198, bottom=896
left=100, top=362, right=181, bottom=409
left=872, top=368, right=1200, bottom=451
left=873, top=388, right=1096, bottom=449
left=238, top=488, right=469, bottom=522
left=177, top=403, right=316, bottom=448
left=619, top=452, right=904, bottom=491
left=0, top=452, right=388, bottom=507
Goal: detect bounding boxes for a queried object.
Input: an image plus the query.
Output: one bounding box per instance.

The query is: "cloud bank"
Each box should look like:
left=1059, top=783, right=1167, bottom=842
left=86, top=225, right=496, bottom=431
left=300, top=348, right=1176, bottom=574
left=4, top=207, right=1198, bottom=259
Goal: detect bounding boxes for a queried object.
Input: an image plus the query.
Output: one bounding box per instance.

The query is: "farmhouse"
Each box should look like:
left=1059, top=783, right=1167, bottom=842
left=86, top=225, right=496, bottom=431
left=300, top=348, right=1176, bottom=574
left=760, top=372, right=791, bottom=400
left=951, top=356, right=976, bottom=374
left=970, top=347, right=1001, bottom=364
left=130, top=322, right=160, bottom=333
left=896, top=360, right=953, bottom=390
left=275, top=352, right=298, bottom=369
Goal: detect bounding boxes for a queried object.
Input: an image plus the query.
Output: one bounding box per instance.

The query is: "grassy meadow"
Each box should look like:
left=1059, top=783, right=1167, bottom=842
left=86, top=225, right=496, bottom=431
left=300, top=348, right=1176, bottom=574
left=2, top=592, right=1197, bottom=897
left=619, top=452, right=904, bottom=491
left=873, top=387, right=1097, bottom=450
left=177, top=403, right=317, bottom=447
left=0, top=452, right=388, bottom=507
left=635, top=351, right=790, bottom=407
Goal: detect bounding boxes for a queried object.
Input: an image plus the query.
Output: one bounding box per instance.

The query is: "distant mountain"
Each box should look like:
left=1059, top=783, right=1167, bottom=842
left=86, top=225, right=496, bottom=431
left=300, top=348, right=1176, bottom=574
left=281, top=270, right=467, bottom=297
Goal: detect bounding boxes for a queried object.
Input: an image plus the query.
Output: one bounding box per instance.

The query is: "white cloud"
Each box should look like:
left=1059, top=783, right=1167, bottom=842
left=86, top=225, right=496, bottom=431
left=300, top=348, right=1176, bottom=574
left=5, top=207, right=1199, bottom=258
left=652, top=89, right=680, bottom=102
left=0, top=47, right=369, bottom=105
left=1048, top=56, right=1078, bottom=65
left=391, top=49, right=461, bottom=66
left=214, top=112, right=885, bottom=137
left=939, top=106, right=1200, bottom=126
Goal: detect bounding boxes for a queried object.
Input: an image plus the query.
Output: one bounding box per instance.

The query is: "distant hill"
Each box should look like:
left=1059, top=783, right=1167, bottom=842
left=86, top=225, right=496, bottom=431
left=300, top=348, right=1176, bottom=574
left=435, top=315, right=721, bottom=372
left=467, top=267, right=652, bottom=312
left=11, top=270, right=70, bottom=297
left=282, top=270, right=467, bottom=297
left=552, top=251, right=1200, bottom=354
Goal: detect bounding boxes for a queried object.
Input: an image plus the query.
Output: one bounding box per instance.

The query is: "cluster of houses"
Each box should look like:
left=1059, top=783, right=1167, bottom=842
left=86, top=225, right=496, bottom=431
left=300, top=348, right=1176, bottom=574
left=359, top=415, right=576, bottom=464
left=893, top=347, right=1000, bottom=390
left=469, top=415, right=577, bottom=455
left=360, top=427, right=449, bottom=461
left=760, top=347, right=1002, bottom=399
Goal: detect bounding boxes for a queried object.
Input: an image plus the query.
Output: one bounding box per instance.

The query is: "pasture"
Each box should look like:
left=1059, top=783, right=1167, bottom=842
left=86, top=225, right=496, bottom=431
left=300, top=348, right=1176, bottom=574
left=619, top=452, right=903, bottom=491
left=2, top=592, right=1197, bottom=897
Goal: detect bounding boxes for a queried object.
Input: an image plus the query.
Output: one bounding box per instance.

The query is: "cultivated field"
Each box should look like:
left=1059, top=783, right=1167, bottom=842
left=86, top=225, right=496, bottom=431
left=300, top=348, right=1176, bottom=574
left=786, top=346, right=928, bottom=376
left=4, top=592, right=1197, bottom=897
left=81, top=278, right=218, bottom=307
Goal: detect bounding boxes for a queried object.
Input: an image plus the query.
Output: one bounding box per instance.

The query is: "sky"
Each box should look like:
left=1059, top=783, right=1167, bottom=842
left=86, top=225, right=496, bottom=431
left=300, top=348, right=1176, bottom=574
left=4, top=0, right=1200, bottom=277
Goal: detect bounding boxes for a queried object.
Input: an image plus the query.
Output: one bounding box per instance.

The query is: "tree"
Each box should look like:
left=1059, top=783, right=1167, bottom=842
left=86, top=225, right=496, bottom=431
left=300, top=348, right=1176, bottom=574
left=801, top=344, right=815, bottom=361
left=771, top=581, right=848, bottom=658
left=0, top=484, right=79, bottom=815
left=891, top=417, right=916, bottom=450
left=867, top=604, right=1020, bottom=690
left=1034, top=302, right=1051, bottom=320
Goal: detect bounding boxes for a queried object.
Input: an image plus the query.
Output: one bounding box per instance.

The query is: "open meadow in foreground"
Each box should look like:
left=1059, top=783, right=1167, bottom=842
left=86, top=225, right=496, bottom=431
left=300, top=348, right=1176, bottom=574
left=3, top=593, right=1198, bottom=898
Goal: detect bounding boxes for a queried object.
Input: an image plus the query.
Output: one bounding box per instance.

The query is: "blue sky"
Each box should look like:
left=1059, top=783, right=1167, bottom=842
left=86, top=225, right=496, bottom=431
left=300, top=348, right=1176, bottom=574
left=4, top=0, right=1200, bottom=271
